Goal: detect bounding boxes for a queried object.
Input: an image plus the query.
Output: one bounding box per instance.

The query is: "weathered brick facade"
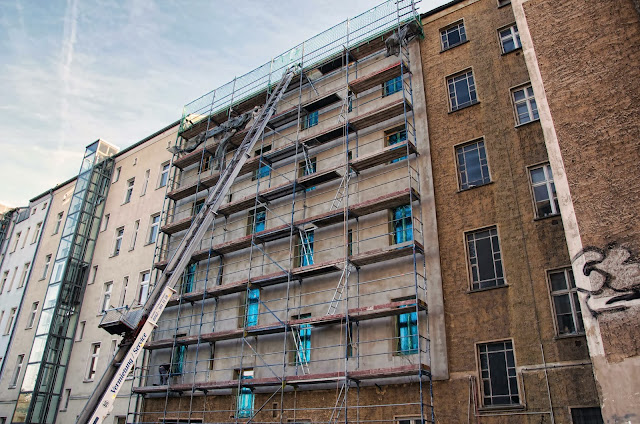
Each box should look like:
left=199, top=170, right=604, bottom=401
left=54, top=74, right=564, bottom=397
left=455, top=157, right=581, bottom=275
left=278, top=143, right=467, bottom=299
left=514, top=0, right=640, bottom=421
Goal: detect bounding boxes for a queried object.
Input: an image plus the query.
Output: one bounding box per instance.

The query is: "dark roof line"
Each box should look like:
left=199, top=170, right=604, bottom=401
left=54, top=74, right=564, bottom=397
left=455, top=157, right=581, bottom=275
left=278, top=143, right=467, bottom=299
left=420, top=0, right=467, bottom=19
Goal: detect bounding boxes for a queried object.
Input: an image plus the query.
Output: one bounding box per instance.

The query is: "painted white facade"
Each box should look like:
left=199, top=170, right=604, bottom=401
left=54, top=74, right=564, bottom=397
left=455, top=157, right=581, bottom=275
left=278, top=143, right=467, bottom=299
left=0, top=195, right=51, bottom=375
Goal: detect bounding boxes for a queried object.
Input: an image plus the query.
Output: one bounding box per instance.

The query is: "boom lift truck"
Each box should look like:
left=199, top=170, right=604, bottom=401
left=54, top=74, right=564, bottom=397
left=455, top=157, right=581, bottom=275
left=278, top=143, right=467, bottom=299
left=76, top=67, right=297, bottom=424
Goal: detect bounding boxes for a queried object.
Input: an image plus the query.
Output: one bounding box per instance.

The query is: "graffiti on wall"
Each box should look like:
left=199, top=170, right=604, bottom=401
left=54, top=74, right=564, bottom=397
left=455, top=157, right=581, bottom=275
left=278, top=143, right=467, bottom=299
left=573, top=243, right=640, bottom=316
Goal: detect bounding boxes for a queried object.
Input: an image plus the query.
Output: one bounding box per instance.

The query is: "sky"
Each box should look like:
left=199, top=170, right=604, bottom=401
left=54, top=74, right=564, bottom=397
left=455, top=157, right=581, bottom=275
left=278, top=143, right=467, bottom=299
left=0, top=0, right=448, bottom=207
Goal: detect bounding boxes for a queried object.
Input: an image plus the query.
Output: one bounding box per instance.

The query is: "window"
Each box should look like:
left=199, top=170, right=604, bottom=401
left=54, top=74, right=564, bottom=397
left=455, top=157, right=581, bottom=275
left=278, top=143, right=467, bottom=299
left=0, top=311, right=3, bottom=330
left=10, top=354, right=24, bottom=387
left=119, top=276, right=129, bottom=307
left=182, top=264, right=196, bottom=294
left=571, top=407, right=604, bottom=424
left=11, top=232, right=21, bottom=252
left=113, top=167, right=121, bottom=183
left=8, top=267, right=17, bottom=291
left=529, top=164, right=559, bottom=218
left=254, top=145, right=272, bottom=179
left=466, top=227, right=504, bottom=290
left=245, top=288, right=260, bottom=327
left=148, top=214, right=160, bottom=244
left=4, top=308, right=16, bottom=334
left=42, top=202, right=47, bottom=210
left=31, top=222, right=42, bottom=244
left=478, top=340, right=519, bottom=406
left=113, top=227, right=124, bottom=256
left=130, top=220, right=140, bottom=250
left=512, top=84, right=539, bottom=125
left=201, top=155, right=212, bottom=173
left=0, top=271, right=8, bottom=294
left=21, top=228, right=29, bottom=248
left=171, top=344, right=187, bottom=375
left=90, top=265, right=98, bottom=285
left=448, top=70, right=477, bottom=111
left=549, top=268, right=584, bottom=336
left=383, top=76, right=403, bottom=96
left=101, top=282, right=113, bottom=312
left=159, top=162, right=170, bottom=188
left=247, top=207, right=266, bottom=235
left=101, top=214, right=110, bottom=232
left=386, top=127, right=407, bottom=162
left=441, top=20, right=467, bottom=50
left=236, top=369, right=254, bottom=418
left=397, top=305, right=418, bottom=355
left=26, top=302, right=39, bottom=329
left=42, top=255, right=52, bottom=280
left=85, top=343, right=101, bottom=381
left=298, top=157, right=317, bottom=191
left=61, top=388, right=71, bottom=411
left=301, top=111, right=319, bottom=130
left=124, top=178, right=135, bottom=204
left=391, top=205, right=413, bottom=244
left=294, top=314, right=311, bottom=365
left=498, top=0, right=511, bottom=7
left=141, top=169, right=150, bottom=196
left=296, top=230, right=314, bottom=267
left=53, top=212, right=63, bottom=235
left=192, top=199, right=205, bottom=216
left=138, top=271, right=151, bottom=304
left=499, top=24, right=521, bottom=54
left=397, top=418, right=422, bottom=424
left=18, top=262, right=29, bottom=288
left=76, top=321, right=86, bottom=341
left=457, top=139, right=491, bottom=190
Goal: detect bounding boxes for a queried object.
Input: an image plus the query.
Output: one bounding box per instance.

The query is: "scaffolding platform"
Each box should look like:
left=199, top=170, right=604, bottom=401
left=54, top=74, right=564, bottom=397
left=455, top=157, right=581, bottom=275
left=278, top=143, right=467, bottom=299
left=350, top=98, right=412, bottom=131
left=350, top=139, right=417, bottom=172
left=350, top=61, right=410, bottom=94
left=146, top=299, right=426, bottom=350
left=157, top=188, right=420, bottom=269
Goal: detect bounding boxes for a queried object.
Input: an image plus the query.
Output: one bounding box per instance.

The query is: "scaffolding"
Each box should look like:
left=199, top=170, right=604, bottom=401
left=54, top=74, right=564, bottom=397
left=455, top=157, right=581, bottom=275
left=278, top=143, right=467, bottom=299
left=128, top=1, right=433, bottom=422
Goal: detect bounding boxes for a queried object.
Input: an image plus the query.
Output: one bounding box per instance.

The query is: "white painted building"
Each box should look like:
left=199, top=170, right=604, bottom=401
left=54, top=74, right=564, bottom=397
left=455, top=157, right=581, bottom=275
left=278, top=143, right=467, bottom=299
left=0, top=193, right=51, bottom=375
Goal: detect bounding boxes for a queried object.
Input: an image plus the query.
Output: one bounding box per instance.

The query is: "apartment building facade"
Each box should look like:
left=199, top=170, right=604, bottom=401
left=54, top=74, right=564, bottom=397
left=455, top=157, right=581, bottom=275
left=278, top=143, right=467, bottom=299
left=0, top=178, right=76, bottom=420
left=0, top=1, right=637, bottom=423
left=0, top=194, right=51, bottom=374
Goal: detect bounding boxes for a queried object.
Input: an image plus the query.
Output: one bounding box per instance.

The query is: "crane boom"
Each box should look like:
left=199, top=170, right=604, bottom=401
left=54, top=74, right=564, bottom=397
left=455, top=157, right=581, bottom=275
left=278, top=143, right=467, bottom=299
left=77, top=67, right=297, bottom=424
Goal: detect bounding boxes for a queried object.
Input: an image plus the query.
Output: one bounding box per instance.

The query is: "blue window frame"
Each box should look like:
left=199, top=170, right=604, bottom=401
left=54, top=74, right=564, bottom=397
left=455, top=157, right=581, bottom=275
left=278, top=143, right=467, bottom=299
left=387, top=128, right=407, bottom=163
left=299, top=230, right=314, bottom=266
left=299, top=157, right=317, bottom=191
left=398, top=305, right=418, bottom=355
left=192, top=199, right=205, bottom=215
left=236, top=369, right=254, bottom=418
left=254, top=145, right=271, bottom=179
left=249, top=208, right=266, bottom=233
left=392, top=205, right=413, bottom=244
left=295, top=314, right=311, bottom=365
left=171, top=344, right=187, bottom=374
left=245, top=288, right=260, bottom=327
left=302, top=110, right=318, bottom=130
left=182, top=263, right=196, bottom=294
left=384, top=76, right=403, bottom=96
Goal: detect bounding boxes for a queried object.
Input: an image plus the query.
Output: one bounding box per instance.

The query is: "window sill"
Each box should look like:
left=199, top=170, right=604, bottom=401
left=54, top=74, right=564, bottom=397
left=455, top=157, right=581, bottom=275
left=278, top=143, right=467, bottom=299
left=514, top=118, right=540, bottom=128
left=533, top=213, right=561, bottom=222
left=554, top=332, right=586, bottom=340
left=448, top=101, right=480, bottom=114
left=497, top=1, right=511, bottom=8
left=83, top=379, right=94, bottom=383
left=8, top=385, right=16, bottom=389
left=501, top=47, right=522, bottom=56
left=477, top=404, right=525, bottom=412
left=144, top=241, right=155, bottom=247
left=457, top=181, right=493, bottom=193
left=467, top=284, right=508, bottom=294
left=440, top=39, right=469, bottom=53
